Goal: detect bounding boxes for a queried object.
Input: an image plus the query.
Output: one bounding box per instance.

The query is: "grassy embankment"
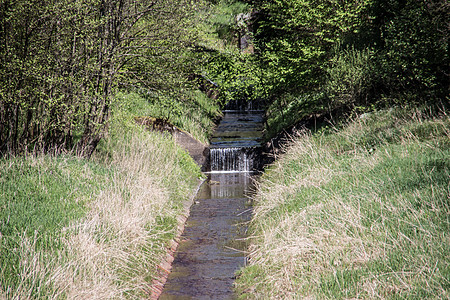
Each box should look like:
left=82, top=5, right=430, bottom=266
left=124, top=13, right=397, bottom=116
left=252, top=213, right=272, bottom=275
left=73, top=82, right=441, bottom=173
left=0, top=92, right=220, bottom=298
left=236, top=108, right=449, bottom=299
left=116, top=90, right=222, bottom=144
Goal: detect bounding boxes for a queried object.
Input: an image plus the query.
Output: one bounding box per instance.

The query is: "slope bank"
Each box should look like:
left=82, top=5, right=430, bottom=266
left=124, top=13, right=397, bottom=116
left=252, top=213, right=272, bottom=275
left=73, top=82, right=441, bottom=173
left=0, top=101, right=206, bottom=298
left=236, top=108, right=449, bottom=299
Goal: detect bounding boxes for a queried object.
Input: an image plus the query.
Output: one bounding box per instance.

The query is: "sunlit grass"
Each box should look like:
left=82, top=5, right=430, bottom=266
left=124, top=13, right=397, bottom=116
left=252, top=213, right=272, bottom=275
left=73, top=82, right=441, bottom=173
left=0, top=155, right=110, bottom=298
left=236, top=109, right=449, bottom=299
left=116, top=90, right=221, bottom=144
left=0, top=106, right=202, bottom=298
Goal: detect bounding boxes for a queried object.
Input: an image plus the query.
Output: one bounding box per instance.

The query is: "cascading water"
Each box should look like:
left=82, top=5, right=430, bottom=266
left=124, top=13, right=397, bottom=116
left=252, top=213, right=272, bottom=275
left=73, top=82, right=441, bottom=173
left=209, top=147, right=253, bottom=172
left=208, top=111, right=263, bottom=173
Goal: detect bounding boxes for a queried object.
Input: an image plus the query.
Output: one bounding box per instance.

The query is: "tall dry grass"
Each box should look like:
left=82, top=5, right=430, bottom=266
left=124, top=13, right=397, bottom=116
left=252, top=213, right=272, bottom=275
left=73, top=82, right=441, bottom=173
left=237, top=110, right=449, bottom=299
left=1, top=129, right=201, bottom=299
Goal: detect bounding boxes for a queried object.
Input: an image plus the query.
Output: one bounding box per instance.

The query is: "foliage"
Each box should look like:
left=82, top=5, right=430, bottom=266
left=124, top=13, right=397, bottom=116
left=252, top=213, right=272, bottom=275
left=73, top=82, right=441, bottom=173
left=199, top=0, right=250, bottom=48
left=252, top=0, right=371, bottom=96
left=236, top=109, right=450, bottom=299
left=203, top=50, right=264, bottom=105
left=372, top=0, right=449, bottom=103
left=193, top=0, right=269, bottom=107
left=263, top=46, right=378, bottom=137
left=325, top=46, right=377, bottom=109
left=250, top=0, right=448, bottom=131
left=113, top=90, right=221, bottom=144
left=0, top=0, right=202, bottom=157
left=264, top=92, right=326, bottom=138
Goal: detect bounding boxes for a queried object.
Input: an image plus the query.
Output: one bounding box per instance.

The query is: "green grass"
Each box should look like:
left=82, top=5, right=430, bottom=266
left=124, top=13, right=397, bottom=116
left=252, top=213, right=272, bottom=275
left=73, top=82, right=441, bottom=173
left=236, top=109, right=449, bottom=299
left=115, top=89, right=221, bottom=144
left=0, top=155, right=112, bottom=297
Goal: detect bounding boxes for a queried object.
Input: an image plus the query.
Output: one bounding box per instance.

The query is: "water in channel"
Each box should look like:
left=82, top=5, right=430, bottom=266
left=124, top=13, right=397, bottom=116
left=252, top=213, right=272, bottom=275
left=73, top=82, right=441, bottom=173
left=159, top=110, right=263, bottom=299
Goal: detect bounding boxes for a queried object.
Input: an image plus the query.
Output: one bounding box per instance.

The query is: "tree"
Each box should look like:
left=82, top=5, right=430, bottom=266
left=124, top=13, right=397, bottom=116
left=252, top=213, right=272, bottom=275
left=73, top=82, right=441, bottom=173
left=249, top=0, right=448, bottom=119
left=372, top=0, right=449, bottom=104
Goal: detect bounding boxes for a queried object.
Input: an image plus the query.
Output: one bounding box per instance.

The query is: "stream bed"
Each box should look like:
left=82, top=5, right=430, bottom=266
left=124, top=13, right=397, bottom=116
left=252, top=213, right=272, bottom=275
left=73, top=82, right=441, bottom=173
left=159, top=111, right=263, bottom=299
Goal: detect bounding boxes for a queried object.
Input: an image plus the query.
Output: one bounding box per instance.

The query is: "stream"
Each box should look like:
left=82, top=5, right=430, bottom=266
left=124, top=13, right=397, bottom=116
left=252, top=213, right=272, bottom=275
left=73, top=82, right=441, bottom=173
left=159, top=110, right=263, bottom=299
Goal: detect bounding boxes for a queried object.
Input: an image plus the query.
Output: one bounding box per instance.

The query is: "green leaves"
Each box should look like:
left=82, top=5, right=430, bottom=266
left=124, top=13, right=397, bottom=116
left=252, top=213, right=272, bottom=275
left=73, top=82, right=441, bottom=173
left=0, top=0, right=205, bottom=157
left=254, top=0, right=371, bottom=98
left=204, top=49, right=264, bottom=105
left=251, top=0, right=447, bottom=127
left=326, top=46, right=377, bottom=108
left=376, top=0, right=449, bottom=102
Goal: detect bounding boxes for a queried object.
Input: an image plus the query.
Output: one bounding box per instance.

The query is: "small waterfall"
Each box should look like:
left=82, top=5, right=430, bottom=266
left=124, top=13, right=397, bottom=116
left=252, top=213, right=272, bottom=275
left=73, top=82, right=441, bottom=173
left=208, top=111, right=263, bottom=173
left=210, top=147, right=254, bottom=172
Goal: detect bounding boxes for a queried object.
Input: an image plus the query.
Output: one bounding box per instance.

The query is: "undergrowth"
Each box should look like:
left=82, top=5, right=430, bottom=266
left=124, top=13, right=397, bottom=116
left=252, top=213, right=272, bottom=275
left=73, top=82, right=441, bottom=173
left=236, top=108, right=449, bottom=299
left=264, top=92, right=326, bottom=139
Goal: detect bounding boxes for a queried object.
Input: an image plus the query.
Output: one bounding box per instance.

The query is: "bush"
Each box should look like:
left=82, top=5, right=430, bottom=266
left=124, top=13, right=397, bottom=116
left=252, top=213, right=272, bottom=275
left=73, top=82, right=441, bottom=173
left=325, top=47, right=377, bottom=110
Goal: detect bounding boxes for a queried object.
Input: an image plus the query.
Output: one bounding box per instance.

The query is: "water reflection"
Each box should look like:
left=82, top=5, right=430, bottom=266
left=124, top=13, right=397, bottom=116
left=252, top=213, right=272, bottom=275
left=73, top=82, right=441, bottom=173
left=159, top=173, right=254, bottom=300
left=207, top=173, right=252, bottom=199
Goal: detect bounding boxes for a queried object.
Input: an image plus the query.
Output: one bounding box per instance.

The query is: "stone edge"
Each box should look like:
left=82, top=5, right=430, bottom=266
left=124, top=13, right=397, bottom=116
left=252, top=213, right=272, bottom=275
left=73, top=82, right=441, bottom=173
left=148, top=178, right=206, bottom=299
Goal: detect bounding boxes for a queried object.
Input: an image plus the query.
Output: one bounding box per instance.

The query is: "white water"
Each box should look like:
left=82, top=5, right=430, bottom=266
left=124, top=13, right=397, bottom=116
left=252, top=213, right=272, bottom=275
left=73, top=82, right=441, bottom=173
left=210, top=147, right=254, bottom=172
left=208, top=111, right=263, bottom=173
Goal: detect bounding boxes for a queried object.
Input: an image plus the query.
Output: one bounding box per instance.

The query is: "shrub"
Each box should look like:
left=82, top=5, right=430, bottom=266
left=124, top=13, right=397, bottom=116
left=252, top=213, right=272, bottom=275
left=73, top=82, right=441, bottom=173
left=325, top=46, right=376, bottom=110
